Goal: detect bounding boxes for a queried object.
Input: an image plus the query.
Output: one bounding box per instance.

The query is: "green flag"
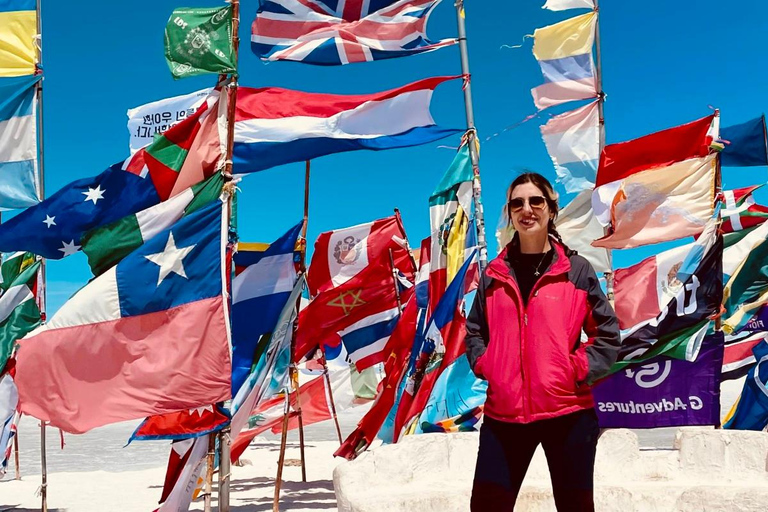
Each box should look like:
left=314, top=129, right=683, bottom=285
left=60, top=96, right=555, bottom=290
left=0, top=259, right=41, bottom=372
left=164, top=5, right=236, bottom=79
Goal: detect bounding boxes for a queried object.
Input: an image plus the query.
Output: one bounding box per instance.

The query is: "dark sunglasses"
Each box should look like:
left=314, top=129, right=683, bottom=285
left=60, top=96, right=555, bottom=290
left=508, top=195, right=547, bottom=212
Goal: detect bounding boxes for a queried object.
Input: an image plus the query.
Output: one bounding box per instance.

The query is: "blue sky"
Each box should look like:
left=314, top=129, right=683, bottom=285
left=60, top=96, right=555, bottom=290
left=36, top=0, right=768, bottom=312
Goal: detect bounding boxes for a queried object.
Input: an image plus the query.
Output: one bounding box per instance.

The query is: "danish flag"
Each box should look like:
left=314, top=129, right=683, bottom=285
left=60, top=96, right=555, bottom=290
left=251, top=0, right=457, bottom=65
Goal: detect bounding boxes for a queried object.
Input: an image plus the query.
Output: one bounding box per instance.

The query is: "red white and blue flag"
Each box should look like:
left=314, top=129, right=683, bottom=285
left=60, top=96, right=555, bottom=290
left=250, top=0, right=456, bottom=66
left=14, top=201, right=232, bottom=434
left=233, top=77, right=461, bottom=173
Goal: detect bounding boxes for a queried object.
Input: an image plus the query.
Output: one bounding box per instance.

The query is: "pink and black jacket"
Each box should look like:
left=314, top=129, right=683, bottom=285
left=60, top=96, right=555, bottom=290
left=465, top=239, right=621, bottom=424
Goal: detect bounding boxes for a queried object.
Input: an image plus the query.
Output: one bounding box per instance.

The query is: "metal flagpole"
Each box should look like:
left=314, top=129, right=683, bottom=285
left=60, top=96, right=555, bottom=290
left=592, top=0, right=614, bottom=300
left=217, top=2, right=240, bottom=511
left=454, top=1, right=488, bottom=270
left=34, top=1, right=48, bottom=510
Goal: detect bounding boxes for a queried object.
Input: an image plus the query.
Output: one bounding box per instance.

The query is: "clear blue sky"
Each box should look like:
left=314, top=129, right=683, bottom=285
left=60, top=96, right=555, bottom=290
left=36, top=0, right=768, bottom=312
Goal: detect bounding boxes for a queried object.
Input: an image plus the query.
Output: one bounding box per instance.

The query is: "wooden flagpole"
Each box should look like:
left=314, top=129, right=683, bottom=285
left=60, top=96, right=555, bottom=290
left=273, top=159, right=312, bottom=511
left=14, top=428, right=20, bottom=479
left=203, top=434, right=216, bottom=512
left=321, top=349, right=344, bottom=445
left=454, top=0, right=488, bottom=271
left=217, top=2, right=240, bottom=511
left=34, top=1, right=48, bottom=510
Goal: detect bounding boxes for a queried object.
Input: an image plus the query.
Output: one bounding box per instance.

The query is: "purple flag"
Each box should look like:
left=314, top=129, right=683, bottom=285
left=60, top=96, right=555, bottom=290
left=593, top=333, right=724, bottom=428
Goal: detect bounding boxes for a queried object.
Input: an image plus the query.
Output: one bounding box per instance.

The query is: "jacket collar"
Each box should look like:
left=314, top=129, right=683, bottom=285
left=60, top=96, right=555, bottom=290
left=486, top=236, right=571, bottom=284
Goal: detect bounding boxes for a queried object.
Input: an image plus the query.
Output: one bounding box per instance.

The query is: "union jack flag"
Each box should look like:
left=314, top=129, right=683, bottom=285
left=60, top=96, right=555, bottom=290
left=251, top=0, right=457, bottom=65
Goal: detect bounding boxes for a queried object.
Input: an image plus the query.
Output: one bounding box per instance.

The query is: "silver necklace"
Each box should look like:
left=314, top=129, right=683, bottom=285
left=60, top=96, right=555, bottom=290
left=533, top=252, right=548, bottom=277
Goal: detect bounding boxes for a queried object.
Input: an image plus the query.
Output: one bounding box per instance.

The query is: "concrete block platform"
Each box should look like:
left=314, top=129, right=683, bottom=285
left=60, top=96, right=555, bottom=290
left=333, top=428, right=768, bottom=511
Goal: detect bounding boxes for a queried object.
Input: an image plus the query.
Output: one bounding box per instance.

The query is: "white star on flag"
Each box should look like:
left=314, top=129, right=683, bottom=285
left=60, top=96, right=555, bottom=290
left=144, top=232, right=196, bottom=286
left=59, top=240, right=80, bottom=256
left=82, top=185, right=105, bottom=205
left=43, top=215, right=56, bottom=228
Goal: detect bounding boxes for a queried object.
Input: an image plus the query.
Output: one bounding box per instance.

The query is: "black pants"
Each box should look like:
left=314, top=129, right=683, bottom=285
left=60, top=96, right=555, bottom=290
left=470, top=409, right=599, bottom=512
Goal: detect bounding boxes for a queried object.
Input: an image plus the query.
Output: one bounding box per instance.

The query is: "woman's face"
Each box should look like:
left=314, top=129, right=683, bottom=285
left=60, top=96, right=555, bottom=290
left=508, top=182, right=552, bottom=238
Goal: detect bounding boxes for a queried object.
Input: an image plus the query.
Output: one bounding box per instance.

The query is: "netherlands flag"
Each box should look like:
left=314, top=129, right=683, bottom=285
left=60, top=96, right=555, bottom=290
left=233, top=76, right=462, bottom=174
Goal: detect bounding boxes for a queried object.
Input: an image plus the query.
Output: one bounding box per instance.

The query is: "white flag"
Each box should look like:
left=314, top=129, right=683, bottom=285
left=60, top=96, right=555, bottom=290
left=556, top=190, right=610, bottom=273
left=127, top=88, right=212, bottom=154
left=543, top=0, right=595, bottom=11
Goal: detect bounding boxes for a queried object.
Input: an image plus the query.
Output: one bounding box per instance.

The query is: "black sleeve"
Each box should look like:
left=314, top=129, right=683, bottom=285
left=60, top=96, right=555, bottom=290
left=580, top=261, right=622, bottom=384
left=465, top=274, right=490, bottom=376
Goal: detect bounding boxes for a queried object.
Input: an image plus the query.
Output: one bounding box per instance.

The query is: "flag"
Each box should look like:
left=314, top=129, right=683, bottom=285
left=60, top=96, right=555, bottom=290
left=0, top=75, right=39, bottom=209
left=413, top=354, right=486, bottom=434
left=338, top=306, right=400, bottom=369
left=722, top=222, right=768, bottom=332
left=233, top=77, right=461, bottom=173
left=592, top=154, right=717, bottom=249
left=429, top=144, right=474, bottom=304
left=0, top=251, right=35, bottom=291
left=720, top=115, right=768, bottom=167
left=540, top=99, right=600, bottom=193
left=335, top=296, right=417, bottom=459
left=0, top=371, right=19, bottom=478
left=723, top=340, right=768, bottom=431
left=593, top=332, right=723, bottom=428
left=15, top=201, right=231, bottom=433
left=155, top=435, right=209, bottom=512
left=0, top=1, right=36, bottom=77
left=230, top=223, right=302, bottom=394
left=592, top=114, right=715, bottom=224
left=531, top=12, right=598, bottom=110
left=723, top=222, right=768, bottom=282
left=164, top=6, right=236, bottom=79
left=613, top=218, right=719, bottom=329
left=307, top=215, right=410, bottom=296
left=394, top=252, right=474, bottom=440
left=554, top=189, right=610, bottom=273
left=721, top=185, right=768, bottom=234
left=81, top=173, right=225, bottom=277
left=127, top=88, right=213, bottom=154
left=722, top=331, right=768, bottom=381
left=130, top=405, right=230, bottom=443
left=251, top=0, right=455, bottom=66
left=611, top=235, right=723, bottom=373
left=229, top=277, right=303, bottom=444
left=0, top=258, right=40, bottom=372
left=543, top=0, right=595, bottom=10
left=0, top=92, right=224, bottom=259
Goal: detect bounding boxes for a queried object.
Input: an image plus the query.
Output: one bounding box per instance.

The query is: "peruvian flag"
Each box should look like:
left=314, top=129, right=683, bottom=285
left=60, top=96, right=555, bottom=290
left=722, top=185, right=768, bottom=234
left=307, top=214, right=412, bottom=297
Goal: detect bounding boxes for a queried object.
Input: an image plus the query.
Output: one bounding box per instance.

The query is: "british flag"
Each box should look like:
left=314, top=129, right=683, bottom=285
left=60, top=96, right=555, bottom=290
left=251, top=0, right=457, bottom=65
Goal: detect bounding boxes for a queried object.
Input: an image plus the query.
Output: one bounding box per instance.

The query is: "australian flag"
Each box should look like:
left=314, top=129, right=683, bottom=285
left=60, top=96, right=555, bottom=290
left=251, top=0, right=457, bottom=65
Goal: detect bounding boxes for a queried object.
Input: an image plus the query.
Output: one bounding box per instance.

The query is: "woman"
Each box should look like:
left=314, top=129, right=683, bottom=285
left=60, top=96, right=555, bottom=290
left=465, top=173, right=621, bottom=512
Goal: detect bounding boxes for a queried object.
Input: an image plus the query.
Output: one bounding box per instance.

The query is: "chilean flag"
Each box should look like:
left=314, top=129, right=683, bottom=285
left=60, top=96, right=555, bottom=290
left=233, top=76, right=462, bottom=174
left=14, top=201, right=231, bottom=434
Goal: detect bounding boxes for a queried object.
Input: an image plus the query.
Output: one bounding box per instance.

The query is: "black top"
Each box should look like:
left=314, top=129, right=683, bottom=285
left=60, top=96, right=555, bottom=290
left=506, top=244, right=554, bottom=305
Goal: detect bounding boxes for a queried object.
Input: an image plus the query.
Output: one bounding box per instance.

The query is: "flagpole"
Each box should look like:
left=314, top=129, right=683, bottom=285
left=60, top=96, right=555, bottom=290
left=217, top=2, right=240, bottom=511
left=593, top=0, right=614, bottom=300
left=203, top=434, right=215, bottom=512
left=320, top=350, right=344, bottom=445
left=14, top=427, right=20, bottom=479
left=273, top=393, right=291, bottom=512
left=454, top=0, right=487, bottom=271
left=34, top=1, right=48, bottom=510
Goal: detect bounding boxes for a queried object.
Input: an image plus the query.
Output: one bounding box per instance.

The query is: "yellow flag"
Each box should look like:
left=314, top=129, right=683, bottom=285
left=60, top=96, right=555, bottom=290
left=533, top=11, right=596, bottom=61
left=0, top=5, right=36, bottom=77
